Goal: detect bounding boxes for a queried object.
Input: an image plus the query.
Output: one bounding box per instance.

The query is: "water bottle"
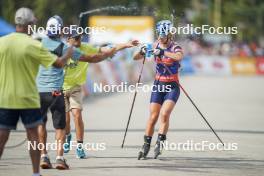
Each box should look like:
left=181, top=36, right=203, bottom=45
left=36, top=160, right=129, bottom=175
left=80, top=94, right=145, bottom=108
left=146, top=43, right=152, bottom=58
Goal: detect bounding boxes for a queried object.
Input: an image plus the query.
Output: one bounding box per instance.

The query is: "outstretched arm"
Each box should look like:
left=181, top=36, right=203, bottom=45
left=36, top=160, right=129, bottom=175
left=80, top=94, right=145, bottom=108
left=100, top=40, right=139, bottom=53
left=114, top=40, right=139, bottom=51
left=80, top=40, right=139, bottom=63
left=79, top=48, right=116, bottom=63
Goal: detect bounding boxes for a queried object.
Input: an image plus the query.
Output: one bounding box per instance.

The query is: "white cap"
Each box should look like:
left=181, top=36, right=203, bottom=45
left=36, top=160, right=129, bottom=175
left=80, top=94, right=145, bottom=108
left=15, top=7, right=36, bottom=25
left=46, top=15, right=63, bottom=37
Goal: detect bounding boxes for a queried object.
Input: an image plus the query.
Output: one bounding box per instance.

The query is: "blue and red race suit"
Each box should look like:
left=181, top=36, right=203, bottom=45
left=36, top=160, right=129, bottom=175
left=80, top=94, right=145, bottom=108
left=150, top=41, right=183, bottom=105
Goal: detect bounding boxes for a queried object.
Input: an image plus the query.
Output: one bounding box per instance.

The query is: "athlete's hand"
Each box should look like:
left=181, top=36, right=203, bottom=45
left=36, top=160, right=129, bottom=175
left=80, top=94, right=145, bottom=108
left=139, top=44, right=147, bottom=56
left=153, top=48, right=164, bottom=57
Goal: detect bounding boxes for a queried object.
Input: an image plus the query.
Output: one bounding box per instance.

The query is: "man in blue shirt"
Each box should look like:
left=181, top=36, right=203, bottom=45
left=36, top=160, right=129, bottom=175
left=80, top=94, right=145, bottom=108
left=37, top=15, right=139, bottom=170
left=37, top=15, right=117, bottom=170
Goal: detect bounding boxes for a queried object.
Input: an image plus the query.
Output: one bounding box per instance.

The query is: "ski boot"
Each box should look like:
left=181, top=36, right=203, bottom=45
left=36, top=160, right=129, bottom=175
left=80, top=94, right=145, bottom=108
left=138, top=135, right=152, bottom=160
left=154, top=134, right=166, bottom=159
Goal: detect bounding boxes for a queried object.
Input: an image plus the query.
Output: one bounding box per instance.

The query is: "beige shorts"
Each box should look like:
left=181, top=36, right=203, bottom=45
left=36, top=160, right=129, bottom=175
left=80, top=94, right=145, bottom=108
left=64, top=85, right=83, bottom=112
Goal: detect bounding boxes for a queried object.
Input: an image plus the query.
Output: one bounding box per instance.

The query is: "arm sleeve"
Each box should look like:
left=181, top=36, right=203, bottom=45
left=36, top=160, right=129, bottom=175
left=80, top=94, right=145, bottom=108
left=27, top=42, right=57, bottom=68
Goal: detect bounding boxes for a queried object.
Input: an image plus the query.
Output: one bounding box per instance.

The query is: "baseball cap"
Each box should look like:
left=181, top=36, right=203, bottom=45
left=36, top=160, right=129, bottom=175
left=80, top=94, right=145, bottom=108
left=15, top=7, right=36, bottom=25
left=46, top=15, right=63, bottom=37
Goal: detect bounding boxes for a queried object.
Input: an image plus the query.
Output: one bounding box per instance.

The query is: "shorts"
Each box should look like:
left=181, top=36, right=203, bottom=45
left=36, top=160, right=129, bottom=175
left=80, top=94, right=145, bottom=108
left=0, top=108, right=42, bottom=130
left=150, top=80, right=180, bottom=105
left=64, top=86, right=83, bottom=112
left=40, top=92, right=66, bottom=129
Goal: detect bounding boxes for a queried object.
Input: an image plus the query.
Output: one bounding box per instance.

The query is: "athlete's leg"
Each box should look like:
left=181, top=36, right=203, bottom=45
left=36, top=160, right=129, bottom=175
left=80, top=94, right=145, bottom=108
left=146, top=81, right=164, bottom=136
left=153, top=100, right=175, bottom=159
left=145, top=103, right=161, bottom=136
left=158, top=100, right=175, bottom=135
left=153, top=83, right=180, bottom=158
left=158, top=85, right=180, bottom=135
left=138, top=81, right=164, bottom=159
left=153, top=84, right=180, bottom=158
left=138, top=102, right=161, bottom=159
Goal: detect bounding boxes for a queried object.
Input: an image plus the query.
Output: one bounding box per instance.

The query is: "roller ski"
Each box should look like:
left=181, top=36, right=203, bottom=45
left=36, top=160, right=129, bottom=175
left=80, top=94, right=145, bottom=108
left=138, top=135, right=152, bottom=160
left=154, top=134, right=166, bottom=159
left=154, top=142, right=163, bottom=159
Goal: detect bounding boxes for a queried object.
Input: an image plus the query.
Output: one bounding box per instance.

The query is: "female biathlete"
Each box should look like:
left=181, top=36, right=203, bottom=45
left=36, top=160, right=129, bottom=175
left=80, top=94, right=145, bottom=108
left=134, top=20, right=183, bottom=159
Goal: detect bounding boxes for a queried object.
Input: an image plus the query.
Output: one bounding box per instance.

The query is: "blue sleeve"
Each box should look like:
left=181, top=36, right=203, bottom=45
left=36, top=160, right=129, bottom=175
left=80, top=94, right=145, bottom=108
left=62, top=44, right=83, bottom=61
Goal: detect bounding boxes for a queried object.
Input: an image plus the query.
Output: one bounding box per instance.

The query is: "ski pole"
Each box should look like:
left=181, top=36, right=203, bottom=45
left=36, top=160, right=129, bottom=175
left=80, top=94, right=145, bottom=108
left=121, top=55, right=146, bottom=148
left=162, top=63, right=225, bottom=146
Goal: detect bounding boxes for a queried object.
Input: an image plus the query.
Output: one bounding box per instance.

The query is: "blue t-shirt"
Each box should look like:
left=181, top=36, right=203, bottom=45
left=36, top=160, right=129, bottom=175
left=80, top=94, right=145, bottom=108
left=37, top=37, right=83, bottom=92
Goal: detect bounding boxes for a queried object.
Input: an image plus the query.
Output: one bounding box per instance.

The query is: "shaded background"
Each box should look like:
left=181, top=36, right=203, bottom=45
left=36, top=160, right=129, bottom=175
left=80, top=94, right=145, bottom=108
left=0, top=0, right=264, bottom=95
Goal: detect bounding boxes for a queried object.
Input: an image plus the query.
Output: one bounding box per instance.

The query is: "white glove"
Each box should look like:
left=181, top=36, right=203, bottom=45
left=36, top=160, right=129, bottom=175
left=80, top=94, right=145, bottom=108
left=153, top=48, right=164, bottom=57
left=139, top=44, right=147, bottom=56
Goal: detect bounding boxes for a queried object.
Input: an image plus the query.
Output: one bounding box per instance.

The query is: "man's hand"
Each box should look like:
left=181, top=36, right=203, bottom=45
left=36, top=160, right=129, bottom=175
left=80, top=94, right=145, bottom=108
left=125, top=40, right=140, bottom=48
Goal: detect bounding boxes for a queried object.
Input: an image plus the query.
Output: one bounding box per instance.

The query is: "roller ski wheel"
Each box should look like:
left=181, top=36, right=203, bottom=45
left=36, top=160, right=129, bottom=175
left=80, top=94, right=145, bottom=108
left=137, top=151, right=144, bottom=160
left=137, top=143, right=150, bottom=160
left=154, top=142, right=163, bottom=159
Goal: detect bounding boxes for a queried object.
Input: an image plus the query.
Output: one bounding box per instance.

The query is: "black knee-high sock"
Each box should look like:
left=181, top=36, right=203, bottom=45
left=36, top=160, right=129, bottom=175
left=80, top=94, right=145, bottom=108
left=156, top=133, right=166, bottom=144
left=144, top=135, right=152, bottom=144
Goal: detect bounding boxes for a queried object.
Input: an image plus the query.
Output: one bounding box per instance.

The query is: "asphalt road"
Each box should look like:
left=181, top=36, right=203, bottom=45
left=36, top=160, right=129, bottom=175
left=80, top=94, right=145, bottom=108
left=1, top=76, right=264, bottom=176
